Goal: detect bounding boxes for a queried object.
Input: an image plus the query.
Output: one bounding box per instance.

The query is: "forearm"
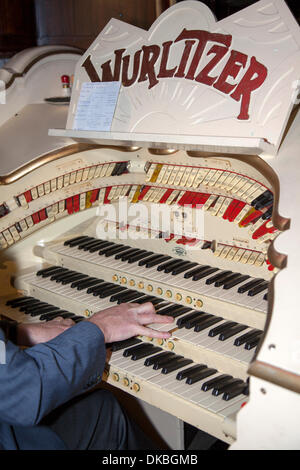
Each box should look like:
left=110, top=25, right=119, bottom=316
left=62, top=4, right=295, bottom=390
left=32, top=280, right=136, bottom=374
left=0, top=321, right=106, bottom=426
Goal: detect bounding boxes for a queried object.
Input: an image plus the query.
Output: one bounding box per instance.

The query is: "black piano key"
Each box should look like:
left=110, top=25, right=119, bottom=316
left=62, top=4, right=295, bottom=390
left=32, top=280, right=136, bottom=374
left=111, top=290, right=145, bottom=303
left=208, top=321, right=237, bottom=337
left=36, top=266, right=63, bottom=277
left=123, top=343, right=152, bottom=357
left=19, top=299, right=45, bottom=311
left=157, top=259, right=184, bottom=272
left=145, top=255, right=172, bottom=268
left=212, top=378, right=244, bottom=396
left=176, top=364, right=207, bottom=381
left=116, top=161, right=128, bottom=175
left=248, top=282, right=268, bottom=296
left=205, top=270, right=232, bottom=285
left=218, top=324, right=248, bottom=341
left=75, top=278, right=104, bottom=290
left=97, top=242, right=116, bottom=254
left=186, top=367, right=217, bottom=385
left=193, top=267, right=219, bottom=281
left=88, top=241, right=113, bottom=253
left=223, top=274, right=250, bottom=290
left=32, top=305, right=61, bottom=317
left=233, top=329, right=262, bottom=347
left=176, top=311, right=202, bottom=328
left=135, top=296, right=164, bottom=305
left=184, top=312, right=212, bottom=329
left=223, top=383, right=248, bottom=401
left=165, top=260, right=191, bottom=274
left=64, top=235, right=91, bottom=246
left=116, top=248, right=140, bottom=260
left=6, top=297, right=35, bottom=307
left=172, top=262, right=198, bottom=276
left=111, top=162, right=121, bottom=176
left=245, top=334, right=262, bottom=350
left=87, top=282, right=114, bottom=295
left=201, top=374, right=233, bottom=392
left=144, top=351, right=174, bottom=367
left=40, top=309, right=65, bottom=321
left=39, top=267, right=68, bottom=278
left=61, top=273, right=88, bottom=285
left=99, top=243, right=126, bottom=256
left=168, top=306, right=192, bottom=319
left=99, top=285, right=127, bottom=298
left=183, top=265, right=210, bottom=279
left=161, top=357, right=193, bottom=374
left=50, top=270, right=74, bottom=281
left=21, top=301, right=50, bottom=313
left=77, top=238, right=101, bottom=250
left=238, top=278, right=265, bottom=293
left=214, top=272, right=243, bottom=288
left=194, top=316, right=223, bottom=332
left=127, top=251, right=154, bottom=264
left=153, top=354, right=180, bottom=370
left=111, top=338, right=142, bottom=352
left=263, top=293, right=268, bottom=301
left=132, top=346, right=162, bottom=361
left=138, top=254, right=163, bottom=266
left=155, top=305, right=190, bottom=318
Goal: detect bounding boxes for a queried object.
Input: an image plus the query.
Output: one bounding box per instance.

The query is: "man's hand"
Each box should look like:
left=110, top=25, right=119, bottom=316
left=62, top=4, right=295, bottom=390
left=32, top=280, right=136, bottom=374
left=17, top=317, right=75, bottom=347
left=87, top=302, right=174, bottom=343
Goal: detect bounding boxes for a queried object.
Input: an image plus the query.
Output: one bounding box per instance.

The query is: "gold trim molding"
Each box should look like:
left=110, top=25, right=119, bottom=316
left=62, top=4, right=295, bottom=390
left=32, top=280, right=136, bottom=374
left=0, top=143, right=140, bottom=185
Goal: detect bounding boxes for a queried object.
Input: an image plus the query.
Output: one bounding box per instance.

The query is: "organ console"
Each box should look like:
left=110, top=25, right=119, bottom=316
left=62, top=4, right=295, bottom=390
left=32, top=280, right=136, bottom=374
left=0, top=0, right=300, bottom=450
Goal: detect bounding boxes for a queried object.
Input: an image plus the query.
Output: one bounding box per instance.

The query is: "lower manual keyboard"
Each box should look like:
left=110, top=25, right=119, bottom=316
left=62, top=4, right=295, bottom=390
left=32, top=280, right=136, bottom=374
left=105, top=340, right=248, bottom=443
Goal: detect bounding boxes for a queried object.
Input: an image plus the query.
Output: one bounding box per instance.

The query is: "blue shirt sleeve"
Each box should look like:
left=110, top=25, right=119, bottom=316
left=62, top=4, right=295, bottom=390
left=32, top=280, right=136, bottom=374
left=0, top=321, right=106, bottom=427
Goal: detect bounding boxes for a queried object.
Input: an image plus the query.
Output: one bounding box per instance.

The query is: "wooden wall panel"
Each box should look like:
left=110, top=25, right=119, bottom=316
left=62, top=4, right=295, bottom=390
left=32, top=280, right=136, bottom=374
left=34, top=0, right=163, bottom=50
left=0, top=0, right=36, bottom=57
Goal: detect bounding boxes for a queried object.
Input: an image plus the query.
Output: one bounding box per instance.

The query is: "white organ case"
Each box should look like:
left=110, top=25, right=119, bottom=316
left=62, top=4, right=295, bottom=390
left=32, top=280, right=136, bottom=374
left=0, top=0, right=300, bottom=450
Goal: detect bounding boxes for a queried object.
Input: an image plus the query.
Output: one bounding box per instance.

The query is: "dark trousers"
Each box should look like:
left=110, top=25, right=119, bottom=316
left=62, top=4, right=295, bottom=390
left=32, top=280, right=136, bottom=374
left=13, top=389, right=154, bottom=450
left=46, top=389, right=155, bottom=450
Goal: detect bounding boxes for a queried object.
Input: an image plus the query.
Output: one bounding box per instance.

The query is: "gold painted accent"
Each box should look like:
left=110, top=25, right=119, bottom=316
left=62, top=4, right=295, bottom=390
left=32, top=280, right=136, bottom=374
left=150, top=163, right=163, bottom=182
left=85, top=190, right=93, bottom=209
left=123, top=377, right=130, bottom=387
left=138, top=281, right=144, bottom=289
left=84, top=309, right=91, bottom=317
left=167, top=341, right=175, bottom=351
left=133, top=383, right=140, bottom=393
left=0, top=144, right=140, bottom=185
left=147, top=284, right=153, bottom=292
left=112, top=373, right=119, bottom=382
left=129, top=279, right=135, bottom=287
left=148, top=148, right=178, bottom=155
left=175, top=293, right=182, bottom=301
left=196, top=299, right=203, bottom=308
left=186, top=296, right=192, bottom=304
left=102, top=369, right=109, bottom=381
left=121, top=277, right=127, bottom=284
left=166, top=290, right=172, bottom=298
left=249, top=360, right=300, bottom=394
left=131, top=185, right=142, bottom=203
left=112, top=274, right=118, bottom=282
left=157, top=287, right=163, bottom=295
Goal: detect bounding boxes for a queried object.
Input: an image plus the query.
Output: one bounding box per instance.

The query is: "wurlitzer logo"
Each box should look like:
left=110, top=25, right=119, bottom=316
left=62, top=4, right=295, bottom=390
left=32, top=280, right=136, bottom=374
left=82, top=28, right=268, bottom=121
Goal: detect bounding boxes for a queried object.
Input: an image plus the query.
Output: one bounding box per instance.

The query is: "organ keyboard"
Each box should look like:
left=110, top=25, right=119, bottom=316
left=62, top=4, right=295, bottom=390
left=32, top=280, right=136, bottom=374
left=1, top=0, right=300, bottom=450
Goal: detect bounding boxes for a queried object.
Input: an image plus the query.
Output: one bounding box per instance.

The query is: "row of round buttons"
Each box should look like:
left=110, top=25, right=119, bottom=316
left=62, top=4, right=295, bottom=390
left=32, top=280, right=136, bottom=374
left=112, top=274, right=203, bottom=307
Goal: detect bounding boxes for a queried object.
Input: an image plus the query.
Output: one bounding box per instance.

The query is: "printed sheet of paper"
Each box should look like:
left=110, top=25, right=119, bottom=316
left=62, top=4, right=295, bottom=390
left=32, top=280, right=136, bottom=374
left=73, top=81, right=121, bottom=131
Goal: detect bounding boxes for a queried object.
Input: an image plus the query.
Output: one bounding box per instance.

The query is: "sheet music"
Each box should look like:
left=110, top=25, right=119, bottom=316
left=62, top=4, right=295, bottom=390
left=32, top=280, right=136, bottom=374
left=73, top=81, right=121, bottom=131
